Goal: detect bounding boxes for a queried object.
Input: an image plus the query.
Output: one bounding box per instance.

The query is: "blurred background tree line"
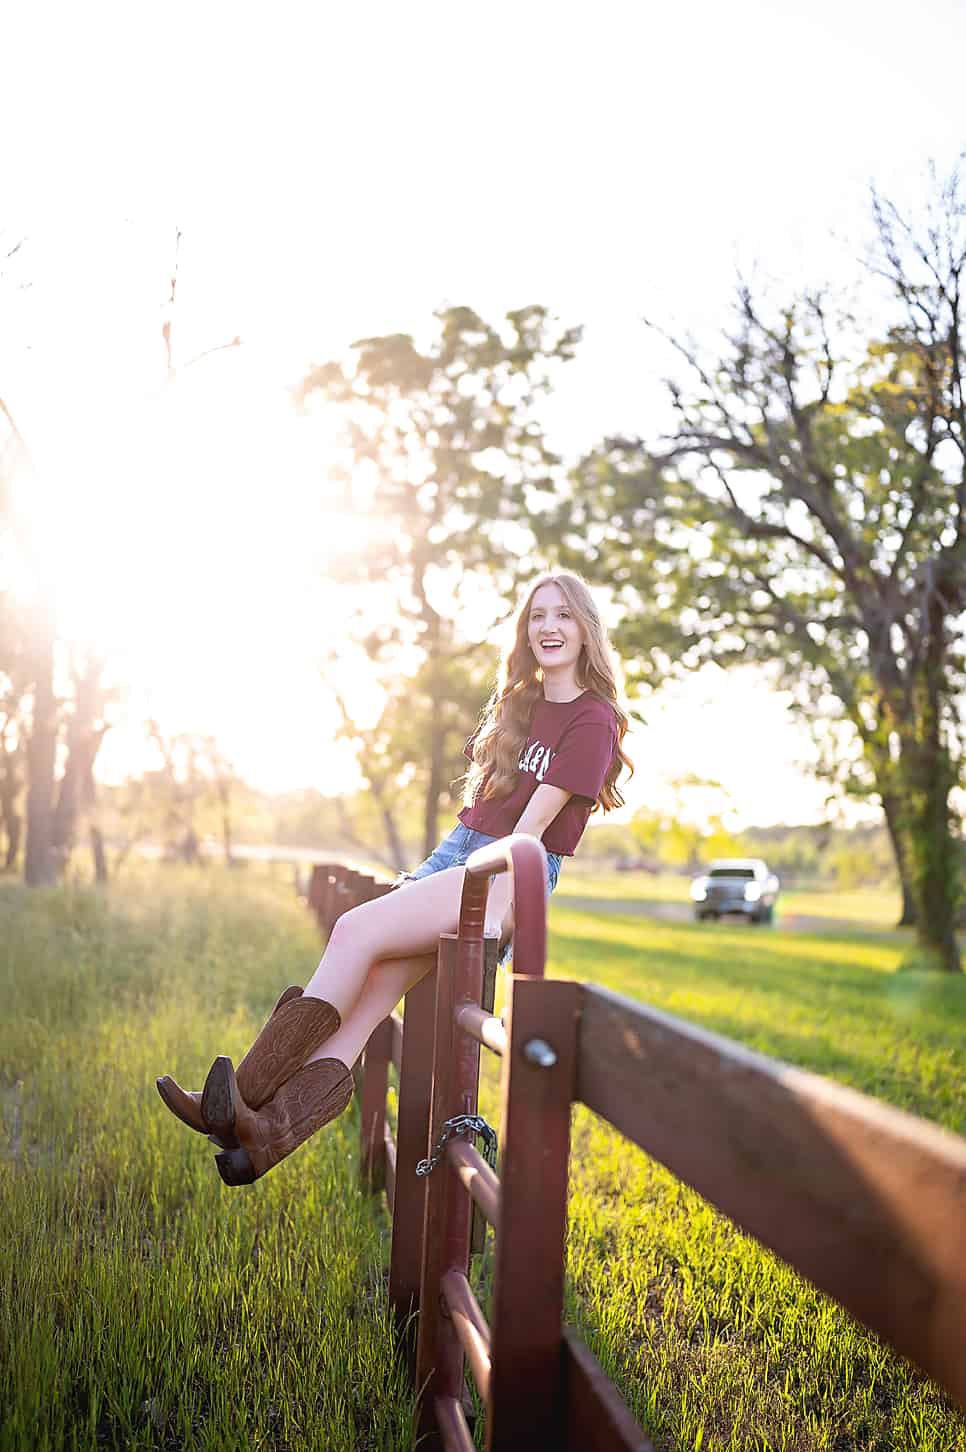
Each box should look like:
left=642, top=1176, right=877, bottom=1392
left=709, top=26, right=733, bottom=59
left=1, top=169, right=964, bottom=967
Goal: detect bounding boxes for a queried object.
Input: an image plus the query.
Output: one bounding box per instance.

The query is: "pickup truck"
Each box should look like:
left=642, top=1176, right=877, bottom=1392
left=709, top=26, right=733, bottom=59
left=690, top=858, right=780, bottom=924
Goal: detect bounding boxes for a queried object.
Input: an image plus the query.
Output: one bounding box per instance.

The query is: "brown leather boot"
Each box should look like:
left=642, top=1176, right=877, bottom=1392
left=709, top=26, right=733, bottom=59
left=211, top=1058, right=354, bottom=1185
left=156, top=985, right=304, bottom=1135
left=200, top=994, right=341, bottom=1144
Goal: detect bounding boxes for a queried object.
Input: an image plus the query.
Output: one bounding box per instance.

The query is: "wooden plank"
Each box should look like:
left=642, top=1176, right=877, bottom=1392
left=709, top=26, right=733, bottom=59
left=470, top=938, right=499, bottom=1256
left=481, top=933, right=499, bottom=1014
left=577, top=983, right=966, bottom=1406
left=359, top=1015, right=392, bottom=1192
left=388, top=960, right=437, bottom=1350
left=434, top=1396, right=475, bottom=1452
left=307, top=863, right=340, bottom=934
left=447, top=1138, right=501, bottom=1230
left=441, top=1268, right=492, bottom=1402
left=415, top=932, right=486, bottom=1448
left=561, top=1328, right=655, bottom=1451
left=390, top=1010, right=404, bottom=1071
left=414, top=940, right=461, bottom=1451
left=487, top=976, right=580, bottom=1451
left=385, top=1125, right=396, bottom=1215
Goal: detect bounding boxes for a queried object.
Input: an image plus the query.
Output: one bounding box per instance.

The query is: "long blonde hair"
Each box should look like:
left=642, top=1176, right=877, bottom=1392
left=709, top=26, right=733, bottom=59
left=463, top=572, right=633, bottom=812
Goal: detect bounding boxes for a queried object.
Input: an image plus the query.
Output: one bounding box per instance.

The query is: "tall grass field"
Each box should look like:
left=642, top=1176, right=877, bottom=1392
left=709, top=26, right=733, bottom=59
left=0, top=869, right=414, bottom=1452
left=3, top=865, right=966, bottom=1450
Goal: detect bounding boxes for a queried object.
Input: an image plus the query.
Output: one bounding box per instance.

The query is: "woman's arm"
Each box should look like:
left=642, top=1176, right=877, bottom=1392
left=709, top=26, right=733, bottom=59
left=483, top=783, right=572, bottom=944
left=512, top=783, right=572, bottom=840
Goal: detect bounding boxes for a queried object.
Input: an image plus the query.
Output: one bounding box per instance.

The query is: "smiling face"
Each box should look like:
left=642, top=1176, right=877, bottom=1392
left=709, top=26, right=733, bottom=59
left=527, top=581, right=584, bottom=679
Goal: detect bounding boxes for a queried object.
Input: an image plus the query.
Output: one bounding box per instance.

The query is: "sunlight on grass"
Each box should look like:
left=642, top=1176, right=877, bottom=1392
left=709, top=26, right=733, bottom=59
left=5, top=867, right=965, bottom=1451
left=0, top=868, right=413, bottom=1452
left=538, top=903, right=964, bottom=1451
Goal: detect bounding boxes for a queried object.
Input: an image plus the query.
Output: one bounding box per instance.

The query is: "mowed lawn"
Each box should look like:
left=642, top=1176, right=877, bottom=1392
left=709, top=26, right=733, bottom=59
left=554, top=867, right=907, bottom=931
left=0, top=869, right=414, bottom=1452
left=532, top=895, right=966, bottom=1452
left=4, top=867, right=966, bottom=1452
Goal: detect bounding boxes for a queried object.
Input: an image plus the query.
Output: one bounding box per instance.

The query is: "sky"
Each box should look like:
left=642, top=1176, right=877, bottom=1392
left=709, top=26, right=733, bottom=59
left=1, top=0, right=964, bottom=829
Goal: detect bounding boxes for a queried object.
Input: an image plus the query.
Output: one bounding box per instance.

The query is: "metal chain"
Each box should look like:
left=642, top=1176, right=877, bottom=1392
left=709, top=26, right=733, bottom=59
left=416, top=1113, right=498, bottom=1177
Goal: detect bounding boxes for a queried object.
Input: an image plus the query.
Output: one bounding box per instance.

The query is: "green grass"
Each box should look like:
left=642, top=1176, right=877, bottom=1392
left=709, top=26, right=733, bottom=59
left=0, top=868, right=414, bottom=1452
left=555, top=866, right=693, bottom=901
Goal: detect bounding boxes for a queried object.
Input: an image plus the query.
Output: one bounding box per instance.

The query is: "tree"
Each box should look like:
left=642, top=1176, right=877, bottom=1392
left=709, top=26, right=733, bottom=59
left=3, top=228, right=241, bottom=887
left=144, top=723, right=217, bottom=864
left=0, top=596, right=29, bottom=870
left=327, top=640, right=500, bottom=871
left=630, top=775, right=744, bottom=872
left=209, top=747, right=238, bottom=867
left=296, top=305, right=580, bottom=860
left=48, top=649, right=117, bottom=880
left=555, top=169, right=966, bottom=971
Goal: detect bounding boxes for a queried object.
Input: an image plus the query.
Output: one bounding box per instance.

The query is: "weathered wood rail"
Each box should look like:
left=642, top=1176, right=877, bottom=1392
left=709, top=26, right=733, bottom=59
left=306, top=843, right=966, bottom=1450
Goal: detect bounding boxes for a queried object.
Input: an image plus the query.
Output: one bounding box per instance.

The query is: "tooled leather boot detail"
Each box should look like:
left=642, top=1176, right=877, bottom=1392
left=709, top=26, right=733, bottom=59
left=233, top=996, right=342, bottom=1109
left=157, top=985, right=304, bottom=1132
left=200, top=996, right=342, bottom=1147
left=214, top=1060, right=354, bottom=1185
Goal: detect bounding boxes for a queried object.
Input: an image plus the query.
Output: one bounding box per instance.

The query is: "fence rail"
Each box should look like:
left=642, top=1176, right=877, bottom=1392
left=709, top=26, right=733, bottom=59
left=305, top=846, right=966, bottom=1450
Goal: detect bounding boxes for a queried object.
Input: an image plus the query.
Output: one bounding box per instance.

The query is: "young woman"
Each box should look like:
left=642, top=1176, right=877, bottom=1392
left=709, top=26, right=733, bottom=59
left=157, top=571, right=632, bottom=1185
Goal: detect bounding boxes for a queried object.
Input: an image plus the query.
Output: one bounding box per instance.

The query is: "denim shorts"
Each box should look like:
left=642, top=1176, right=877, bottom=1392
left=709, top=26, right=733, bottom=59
left=400, top=822, right=562, bottom=965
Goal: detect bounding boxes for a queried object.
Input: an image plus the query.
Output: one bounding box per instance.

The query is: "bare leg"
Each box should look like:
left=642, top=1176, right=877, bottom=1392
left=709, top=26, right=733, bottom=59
left=303, top=865, right=512, bottom=1027
left=306, top=953, right=433, bottom=1069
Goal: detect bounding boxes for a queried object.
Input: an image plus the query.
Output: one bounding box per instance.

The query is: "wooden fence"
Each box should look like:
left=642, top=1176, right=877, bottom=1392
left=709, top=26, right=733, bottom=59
left=306, top=839, right=966, bottom=1450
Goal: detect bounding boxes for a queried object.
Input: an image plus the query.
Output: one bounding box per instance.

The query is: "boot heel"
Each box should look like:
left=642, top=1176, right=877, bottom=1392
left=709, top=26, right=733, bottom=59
left=215, top=1146, right=256, bottom=1185
left=202, top=1056, right=240, bottom=1148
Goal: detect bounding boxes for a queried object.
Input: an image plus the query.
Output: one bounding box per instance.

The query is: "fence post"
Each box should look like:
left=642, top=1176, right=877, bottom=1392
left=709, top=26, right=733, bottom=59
left=414, top=928, right=487, bottom=1448
left=359, top=1015, right=393, bottom=1192
left=308, top=863, right=340, bottom=932
left=486, top=974, right=580, bottom=1450
left=388, top=961, right=439, bottom=1357
left=388, top=941, right=496, bottom=1362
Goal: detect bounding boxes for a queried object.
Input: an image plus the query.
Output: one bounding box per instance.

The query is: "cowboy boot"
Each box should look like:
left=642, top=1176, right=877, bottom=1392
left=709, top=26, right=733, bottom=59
left=156, top=984, right=305, bottom=1135
left=200, top=993, right=341, bottom=1144
left=210, top=1057, right=354, bottom=1186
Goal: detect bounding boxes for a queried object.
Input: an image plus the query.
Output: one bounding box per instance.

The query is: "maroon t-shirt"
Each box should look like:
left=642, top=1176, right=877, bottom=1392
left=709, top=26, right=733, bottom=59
left=458, top=692, right=619, bottom=855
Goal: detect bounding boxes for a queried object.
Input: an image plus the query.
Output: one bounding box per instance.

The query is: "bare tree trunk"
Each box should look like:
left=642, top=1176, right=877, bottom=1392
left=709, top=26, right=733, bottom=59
left=380, top=802, right=407, bottom=873
left=3, top=811, right=21, bottom=870
left=49, top=658, right=109, bottom=873
left=82, top=761, right=108, bottom=884
left=24, top=608, right=57, bottom=887
left=881, top=791, right=918, bottom=927
left=422, top=722, right=446, bottom=862
left=50, top=756, right=81, bottom=865
left=217, top=782, right=234, bottom=864
left=90, top=825, right=108, bottom=884
left=421, top=648, right=447, bottom=860
left=897, top=600, right=961, bottom=972
left=0, top=749, right=22, bottom=869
